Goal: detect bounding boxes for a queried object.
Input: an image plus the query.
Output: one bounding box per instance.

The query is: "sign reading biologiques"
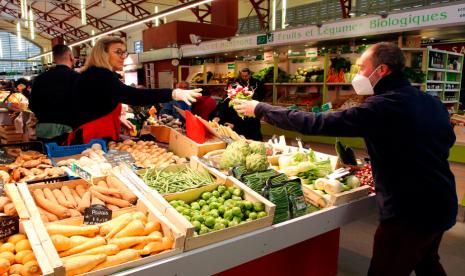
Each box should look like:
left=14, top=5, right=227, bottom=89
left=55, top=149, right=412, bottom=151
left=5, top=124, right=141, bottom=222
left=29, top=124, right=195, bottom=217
left=181, top=3, right=465, bottom=57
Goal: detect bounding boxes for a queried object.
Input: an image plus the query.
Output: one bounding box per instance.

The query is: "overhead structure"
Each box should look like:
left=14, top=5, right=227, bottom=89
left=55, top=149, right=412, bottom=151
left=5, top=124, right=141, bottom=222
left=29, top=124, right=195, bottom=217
left=339, top=0, right=352, bottom=18
left=179, top=0, right=212, bottom=23
left=249, top=0, right=270, bottom=32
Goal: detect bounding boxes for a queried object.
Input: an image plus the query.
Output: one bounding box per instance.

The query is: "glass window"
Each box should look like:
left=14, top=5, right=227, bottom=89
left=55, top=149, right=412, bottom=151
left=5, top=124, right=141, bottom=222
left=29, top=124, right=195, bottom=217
left=0, top=31, right=41, bottom=74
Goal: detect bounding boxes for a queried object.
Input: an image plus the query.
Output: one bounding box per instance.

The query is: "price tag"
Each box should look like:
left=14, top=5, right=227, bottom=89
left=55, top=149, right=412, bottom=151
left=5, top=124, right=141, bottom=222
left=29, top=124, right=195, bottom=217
left=71, top=163, right=93, bottom=183
left=0, top=216, right=19, bottom=239
left=84, top=205, right=112, bottom=225
left=0, top=178, right=4, bottom=196
left=104, top=150, right=136, bottom=167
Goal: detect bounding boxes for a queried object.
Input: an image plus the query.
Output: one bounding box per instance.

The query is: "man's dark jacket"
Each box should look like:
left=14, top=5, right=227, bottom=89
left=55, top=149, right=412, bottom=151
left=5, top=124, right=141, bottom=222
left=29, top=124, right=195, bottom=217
left=255, top=70, right=457, bottom=232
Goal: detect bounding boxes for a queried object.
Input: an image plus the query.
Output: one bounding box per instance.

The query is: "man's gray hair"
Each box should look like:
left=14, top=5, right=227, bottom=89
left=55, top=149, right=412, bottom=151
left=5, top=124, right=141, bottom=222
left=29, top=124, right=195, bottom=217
left=370, top=42, right=405, bottom=72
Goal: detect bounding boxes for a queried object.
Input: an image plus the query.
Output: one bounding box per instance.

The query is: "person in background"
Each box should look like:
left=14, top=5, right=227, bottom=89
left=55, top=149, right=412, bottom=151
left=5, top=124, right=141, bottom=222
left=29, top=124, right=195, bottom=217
left=30, top=44, right=78, bottom=145
left=15, top=78, right=31, bottom=99
left=234, top=42, right=457, bottom=276
left=159, top=81, right=192, bottom=121
left=214, top=68, right=266, bottom=141
left=192, top=87, right=217, bottom=120
left=69, top=36, right=201, bottom=144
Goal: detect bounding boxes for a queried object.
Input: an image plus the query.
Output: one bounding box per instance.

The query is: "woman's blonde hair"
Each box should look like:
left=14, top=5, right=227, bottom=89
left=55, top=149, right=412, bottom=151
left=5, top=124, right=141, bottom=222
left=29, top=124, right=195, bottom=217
left=82, top=36, right=125, bottom=72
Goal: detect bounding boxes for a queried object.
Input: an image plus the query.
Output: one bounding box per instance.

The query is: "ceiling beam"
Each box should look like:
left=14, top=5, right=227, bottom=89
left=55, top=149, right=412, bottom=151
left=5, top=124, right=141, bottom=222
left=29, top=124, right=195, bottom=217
left=249, top=0, right=270, bottom=32
left=339, top=0, right=351, bottom=18
left=108, top=0, right=152, bottom=27
left=178, top=0, right=211, bottom=23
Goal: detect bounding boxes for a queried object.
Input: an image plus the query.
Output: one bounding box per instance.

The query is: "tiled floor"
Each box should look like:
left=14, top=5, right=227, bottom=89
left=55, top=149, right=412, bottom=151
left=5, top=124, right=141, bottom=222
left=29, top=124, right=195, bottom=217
left=301, top=142, right=465, bottom=276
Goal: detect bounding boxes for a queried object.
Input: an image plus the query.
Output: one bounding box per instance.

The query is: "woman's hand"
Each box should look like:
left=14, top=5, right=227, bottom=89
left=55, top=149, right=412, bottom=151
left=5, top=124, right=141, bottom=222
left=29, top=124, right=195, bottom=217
left=232, top=100, right=259, bottom=117
left=172, top=88, right=202, bottom=105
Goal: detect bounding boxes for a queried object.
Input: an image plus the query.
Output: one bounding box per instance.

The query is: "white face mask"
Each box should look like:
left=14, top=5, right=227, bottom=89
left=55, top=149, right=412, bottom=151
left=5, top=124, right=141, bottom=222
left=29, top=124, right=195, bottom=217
left=351, top=66, right=382, bottom=95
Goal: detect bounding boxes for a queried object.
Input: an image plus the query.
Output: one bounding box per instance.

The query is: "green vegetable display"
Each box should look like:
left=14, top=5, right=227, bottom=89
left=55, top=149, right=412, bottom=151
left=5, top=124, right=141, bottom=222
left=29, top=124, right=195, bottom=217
left=241, top=170, right=278, bottom=194
left=142, top=166, right=215, bottom=194
left=169, top=185, right=267, bottom=236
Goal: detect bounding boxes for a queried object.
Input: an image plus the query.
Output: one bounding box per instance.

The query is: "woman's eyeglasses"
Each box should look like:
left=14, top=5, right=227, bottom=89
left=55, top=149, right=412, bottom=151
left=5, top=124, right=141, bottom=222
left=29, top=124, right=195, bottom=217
left=113, top=49, right=129, bottom=58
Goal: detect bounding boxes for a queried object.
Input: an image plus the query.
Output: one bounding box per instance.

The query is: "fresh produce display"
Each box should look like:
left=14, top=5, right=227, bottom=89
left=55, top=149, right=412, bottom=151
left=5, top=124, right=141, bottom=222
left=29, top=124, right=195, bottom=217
left=241, top=170, right=278, bottom=194
left=56, top=143, right=112, bottom=177
left=219, top=141, right=269, bottom=173
left=355, top=163, right=374, bottom=192
left=277, top=150, right=332, bottom=178
left=147, top=114, right=182, bottom=132
left=169, top=185, right=267, bottom=235
left=30, top=176, right=137, bottom=222
left=252, top=67, right=289, bottom=83
left=46, top=211, right=174, bottom=275
left=208, top=121, right=243, bottom=141
left=141, top=166, right=215, bottom=195
left=289, top=67, right=324, bottom=83
left=191, top=71, right=213, bottom=84
left=0, top=233, right=42, bottom=276
left=1, top=149, right=64, bottom=183
left=107, top=140, right=186, bottom=168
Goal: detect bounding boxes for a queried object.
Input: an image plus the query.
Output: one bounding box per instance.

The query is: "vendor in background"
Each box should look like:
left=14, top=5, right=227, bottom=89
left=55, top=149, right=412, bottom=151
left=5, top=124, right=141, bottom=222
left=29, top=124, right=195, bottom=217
left=69, top=36, right=201, bottom=144
left=30, top=44, right=78, bottom=145
left=159, top=81, right=192, bottom=121
left=234, top=42, right=456, bottom=276
left=213, top=68, right=266, bottom=141
left=192, top=86, right=217, bottom=120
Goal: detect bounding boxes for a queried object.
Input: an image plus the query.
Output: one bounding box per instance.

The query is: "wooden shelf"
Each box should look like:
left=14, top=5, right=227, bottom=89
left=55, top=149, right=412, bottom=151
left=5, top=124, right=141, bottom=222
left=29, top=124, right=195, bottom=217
left=426, top=80, right=445, bottom=84
left=265, top=82, right=324, bottom=86
left=190, top=83, right=228, bottom=86
left=447, top=70, right=462, bottom=73
left=448, top=81, right=461, bottom=84
left=426, top=89, right=442, bottom=92
left=443, top=100, right=459, bottom=103
left=428, top=68, right=446, bottom=72
left=326, top=82, right=352, bottom=86
left=444, top=89, right=461, bottom=92
left=411, top=83, right=423, bottom=86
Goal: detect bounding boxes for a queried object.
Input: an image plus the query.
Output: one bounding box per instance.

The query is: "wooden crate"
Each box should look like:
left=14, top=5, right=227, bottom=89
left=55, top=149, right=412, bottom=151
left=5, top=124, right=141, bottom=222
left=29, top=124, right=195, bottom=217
left=301, top=184, right=371, bottom=208
left=4, top=183, right=30, bottom=219
left=168, top=128, right=226, bottom=158
left=20, top=220, right=55, bottom=276
left=42, top=200, right=184, bottom=276
left=150, top=125, right=172, bottom=143
left=455, top=125, right=465, bottom=146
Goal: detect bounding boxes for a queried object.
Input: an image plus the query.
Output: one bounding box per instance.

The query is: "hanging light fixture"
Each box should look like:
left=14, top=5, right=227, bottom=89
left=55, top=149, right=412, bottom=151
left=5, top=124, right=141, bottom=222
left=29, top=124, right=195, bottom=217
left=282, top=0, right=287, bottom=29
left=0, top=41, right=3, bottom=59
left=154, top=6, right=159, bottom=26
left=91, top=30, right=95, bottom=46
left=21, top=0, right=28, bottom=27
left=271, top=0, right=276, bottom=31
left=29, top=8, right=35, bottom=40
left=17, top=22, right=23, bottom=52
left=81, top=0, right=87, bottom=25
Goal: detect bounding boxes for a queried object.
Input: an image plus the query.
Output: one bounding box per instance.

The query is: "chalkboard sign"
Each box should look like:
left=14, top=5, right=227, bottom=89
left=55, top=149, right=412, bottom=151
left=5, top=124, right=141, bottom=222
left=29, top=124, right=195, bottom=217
left=84, top=205, right=112, bottom=225
left=0, top=215, right=19, bottom=239
left=0, top=179, right=4, bottom=196
left=104, top=150, right=135, bottom=166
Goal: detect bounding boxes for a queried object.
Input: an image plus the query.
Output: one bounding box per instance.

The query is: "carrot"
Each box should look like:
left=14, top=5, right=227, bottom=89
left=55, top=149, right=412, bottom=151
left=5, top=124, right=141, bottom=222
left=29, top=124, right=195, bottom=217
left=20, top=260, right=41, bottom=276
left=75, top=185, right=87, bottom=198
left=106, top=176, right=137, bottom=203
left=108, top=237, right=157, bottom=250
left=143, top=221, right=161, bottom=235
left=52, top=189, right=74, bottom=208
left=105, top=204, right=120, bottom=211
left=59, top=236, right=106, bottom=257
left=148, top=231, right=163, bottom=241
left=50, top=235, right=72, bottom=252
left=141, top=237, right=173, bottom=255
left=91, top=190, right=131, bottom=208
left=46, top=224, right=99, bottom=237
left=96, top=181, right=108, bottom=189
left=69, top=209, right=81, bottom=217
left=132, top=211, right=147, bottom=223
left=63, top=254, right=107, bottom=276
left=32, top=190, right=70, bottom=219
left=0, top=197, right=11, bottom=212
left=104, top=215, right=133, bottom=240
left=70, top=189, right=82, bottom=204
left=131, top=243, right=146, bottom=250
left=91, top=186, right=122, bottom=196
left=70, top=236, right=91, bottom=247
left=61, top=186, right=77, bottom=208
left=4, top=203, right=17, bottom=216
left=91, top=194, right=105, bottom=206
left=93, top=249, right=140, bottom=271
left=37, top=206, right=59, bottom=222
left=114, top=220, right=145, bottom=239
left=100, top=213, right=133, bottom=236
left=43, top=188, right=58, bottom=205
left=78, top=191, right=91, bottom=213
left=65, top=244, right=119, bottom=258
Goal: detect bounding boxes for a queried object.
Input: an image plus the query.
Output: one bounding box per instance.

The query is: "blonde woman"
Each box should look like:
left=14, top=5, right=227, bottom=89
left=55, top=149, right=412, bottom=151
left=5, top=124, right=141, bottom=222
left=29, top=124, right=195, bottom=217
left=68, top=36, right=200, bottom=144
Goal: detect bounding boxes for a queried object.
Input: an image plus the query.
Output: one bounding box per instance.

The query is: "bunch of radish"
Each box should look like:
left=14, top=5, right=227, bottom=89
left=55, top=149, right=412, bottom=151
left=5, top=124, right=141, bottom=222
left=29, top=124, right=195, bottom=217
left=355, top=163, right=374, bottom=193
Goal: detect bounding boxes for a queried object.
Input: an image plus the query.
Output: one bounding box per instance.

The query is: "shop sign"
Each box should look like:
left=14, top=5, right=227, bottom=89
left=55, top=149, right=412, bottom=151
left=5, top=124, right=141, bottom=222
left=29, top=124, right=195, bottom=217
left=305, top=48, right=318, bottom=59
left=264, top=51, right=274, bottom=61
left=227, top=63, right=235, bottom=70
left=181, top=3, right=465, bottom=57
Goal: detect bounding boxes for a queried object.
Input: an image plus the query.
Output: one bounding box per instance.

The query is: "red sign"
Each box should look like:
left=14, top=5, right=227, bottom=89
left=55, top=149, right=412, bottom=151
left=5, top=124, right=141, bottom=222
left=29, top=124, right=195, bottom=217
left=428, top=43, right=465, bottom=55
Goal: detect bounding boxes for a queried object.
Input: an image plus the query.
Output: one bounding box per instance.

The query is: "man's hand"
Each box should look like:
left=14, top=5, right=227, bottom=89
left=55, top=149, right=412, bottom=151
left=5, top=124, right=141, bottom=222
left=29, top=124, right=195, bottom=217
left=172, top=88, right=202, bottom=105
left=232, top=100, right=259, bottom=117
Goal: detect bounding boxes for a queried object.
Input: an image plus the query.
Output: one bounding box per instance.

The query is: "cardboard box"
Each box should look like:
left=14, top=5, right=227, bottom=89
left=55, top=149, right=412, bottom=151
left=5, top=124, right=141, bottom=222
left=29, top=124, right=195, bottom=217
left=168, top=129, right=226, bottom=158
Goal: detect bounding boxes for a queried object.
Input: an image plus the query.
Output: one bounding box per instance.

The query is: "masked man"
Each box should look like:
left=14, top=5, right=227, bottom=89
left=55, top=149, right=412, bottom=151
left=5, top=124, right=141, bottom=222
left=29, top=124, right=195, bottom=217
left=233, top=42, right=457, bottom=276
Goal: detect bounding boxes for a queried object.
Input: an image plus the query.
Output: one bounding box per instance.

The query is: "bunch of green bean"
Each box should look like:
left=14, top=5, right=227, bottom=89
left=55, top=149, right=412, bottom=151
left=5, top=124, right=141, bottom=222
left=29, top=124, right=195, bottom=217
left=142, top=167, right=215, bottom=194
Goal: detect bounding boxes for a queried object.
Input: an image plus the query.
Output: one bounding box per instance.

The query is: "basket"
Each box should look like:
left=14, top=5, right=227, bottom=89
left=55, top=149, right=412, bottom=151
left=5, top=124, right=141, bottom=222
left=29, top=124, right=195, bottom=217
left=0, top=141, right=45, bottom=153
left=45, top=138, right=107, bottom=158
